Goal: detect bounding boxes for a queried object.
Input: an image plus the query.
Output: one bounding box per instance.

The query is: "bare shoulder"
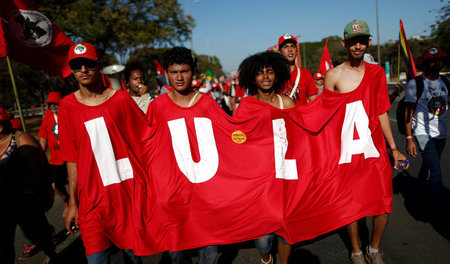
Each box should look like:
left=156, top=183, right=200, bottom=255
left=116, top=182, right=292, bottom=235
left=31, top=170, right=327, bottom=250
left=16, top=132, right=39, bottom=148
left=281, top=95, right=296, bottom=109
left=325, top=62, right=353, bottom=92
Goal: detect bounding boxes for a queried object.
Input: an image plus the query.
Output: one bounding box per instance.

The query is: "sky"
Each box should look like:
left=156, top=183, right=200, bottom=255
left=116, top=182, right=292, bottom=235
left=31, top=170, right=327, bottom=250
left=178, top=0, right=445, bottom=74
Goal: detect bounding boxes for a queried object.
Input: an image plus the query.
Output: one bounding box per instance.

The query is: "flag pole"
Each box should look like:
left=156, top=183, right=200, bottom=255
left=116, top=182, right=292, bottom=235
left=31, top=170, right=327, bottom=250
left=6, top=56, right=27, bottom=132
left=397, top=38, right=401, bottom=83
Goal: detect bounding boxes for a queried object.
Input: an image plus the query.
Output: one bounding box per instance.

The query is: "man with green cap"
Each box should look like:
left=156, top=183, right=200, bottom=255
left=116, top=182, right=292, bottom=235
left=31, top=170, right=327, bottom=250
left=324, top=20, right=408, bottom=264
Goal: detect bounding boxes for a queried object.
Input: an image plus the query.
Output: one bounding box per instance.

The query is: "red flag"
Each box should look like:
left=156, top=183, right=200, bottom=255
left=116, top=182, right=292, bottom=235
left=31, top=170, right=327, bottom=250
left=0, top=0, right=73, bottom=78
left=0, top=20, right=6, bottom=58
left=399, top=19, right=417, bottom=78
left=155, top=59, right=165, bottom=75
left=318, top=40, right=333, bottom=76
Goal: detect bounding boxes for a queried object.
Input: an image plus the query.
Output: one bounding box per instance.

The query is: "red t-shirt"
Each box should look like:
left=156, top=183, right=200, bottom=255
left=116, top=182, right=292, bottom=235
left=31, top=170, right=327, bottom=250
left=280, top=67, right=318, bottom=106
left=222, top=83, right=231, bottom=92
left=234, top=84, right=245, bottom=98
left=38, top=109, right=63, bottom=165
left=58, top=90, right=151, bottom=255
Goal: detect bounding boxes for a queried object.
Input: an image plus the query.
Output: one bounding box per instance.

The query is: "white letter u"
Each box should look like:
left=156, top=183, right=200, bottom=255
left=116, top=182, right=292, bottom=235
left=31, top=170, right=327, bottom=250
left=168, top=118, right=219, bottom=183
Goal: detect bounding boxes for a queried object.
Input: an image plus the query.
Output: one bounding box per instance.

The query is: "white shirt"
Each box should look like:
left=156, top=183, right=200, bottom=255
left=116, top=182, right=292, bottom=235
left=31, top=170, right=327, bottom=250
left=404, top=75, right=449, bottom=138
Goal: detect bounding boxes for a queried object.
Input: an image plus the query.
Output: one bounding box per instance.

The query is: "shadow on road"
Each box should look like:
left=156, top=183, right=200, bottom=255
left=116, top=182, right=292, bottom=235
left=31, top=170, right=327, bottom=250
left=393, top=171, right=450, bottom=241
left=55, top=236, right=87, bottom=263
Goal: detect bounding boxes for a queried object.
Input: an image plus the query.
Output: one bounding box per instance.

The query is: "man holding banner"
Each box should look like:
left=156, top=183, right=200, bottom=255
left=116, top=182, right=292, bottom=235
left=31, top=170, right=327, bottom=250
left=59, top=42, right=146, bottom=264
left=325, top=20, right=408, bottom=264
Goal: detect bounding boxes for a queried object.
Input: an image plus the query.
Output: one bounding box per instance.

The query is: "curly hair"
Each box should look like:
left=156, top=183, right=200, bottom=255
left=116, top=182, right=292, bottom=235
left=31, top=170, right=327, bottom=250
left=162, top=47, right=195, bottom=72
left=238, top=51, right=290, bottom=95
left=124, top=61, right=145, bottom=84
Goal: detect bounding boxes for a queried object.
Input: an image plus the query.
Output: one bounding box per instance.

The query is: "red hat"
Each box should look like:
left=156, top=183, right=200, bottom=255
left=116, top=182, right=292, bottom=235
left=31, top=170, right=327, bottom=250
left=68, top=42, right=99, bottom=62
left=419, top=46, right=448, bottom=63
left=212, top=82, right=218, bottom=89
left=43, top=92, right=62, bottom=105
left=0, top=108, right=13, bottom=121
left=192, top=79, right=201, bottom=88
left=278, top=33, right=298, bottom=49
left=313, top=72, right=324, bottom=80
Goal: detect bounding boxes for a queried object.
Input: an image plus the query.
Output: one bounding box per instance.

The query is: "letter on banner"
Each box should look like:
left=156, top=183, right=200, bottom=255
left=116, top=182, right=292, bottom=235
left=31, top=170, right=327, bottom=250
left=339, top=100, right=379, bottom=164
left=85, top=117, right=133, bottom=186
left=168, top=117, right=219, bottom=183
left=273, top=119, right=298, bottom=180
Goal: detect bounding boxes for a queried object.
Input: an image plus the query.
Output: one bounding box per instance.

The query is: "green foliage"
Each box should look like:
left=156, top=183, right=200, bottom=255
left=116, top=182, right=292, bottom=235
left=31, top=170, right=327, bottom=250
left=431, top=0, right=450, bottom=53
left=37, top=0, right=193, bottom=59
left=1, top=0, right=193, bottom=109
left=195, top=55, right=224, bottom=78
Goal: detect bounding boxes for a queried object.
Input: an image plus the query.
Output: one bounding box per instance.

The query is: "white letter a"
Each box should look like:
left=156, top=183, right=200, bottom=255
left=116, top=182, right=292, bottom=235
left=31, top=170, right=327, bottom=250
left=338, top=101, right=379, bottom=164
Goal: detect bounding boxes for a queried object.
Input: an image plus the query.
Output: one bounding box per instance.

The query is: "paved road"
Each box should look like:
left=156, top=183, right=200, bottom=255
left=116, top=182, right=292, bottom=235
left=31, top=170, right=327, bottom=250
left=14, top=86, right=450, bottom=263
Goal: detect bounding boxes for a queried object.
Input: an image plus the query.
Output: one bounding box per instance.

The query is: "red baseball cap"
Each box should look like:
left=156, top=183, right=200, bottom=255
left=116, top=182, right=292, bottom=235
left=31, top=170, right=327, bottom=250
left=68, top=42, right=99, bottom=62
left=192, top=79, right=201, bottom=88
left=0, top=108, right=13, bottom=121
left=42, top=91, right=62, bottom=105
left=313, top=73, right=324, bottom=80
left=278, top=33, right=298, bottom=49
left=422, top=46, right=448, bottom=61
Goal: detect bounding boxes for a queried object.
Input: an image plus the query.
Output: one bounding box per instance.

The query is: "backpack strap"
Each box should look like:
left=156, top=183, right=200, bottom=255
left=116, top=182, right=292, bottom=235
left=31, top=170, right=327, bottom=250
left=414, top=75, right=424, bottom=104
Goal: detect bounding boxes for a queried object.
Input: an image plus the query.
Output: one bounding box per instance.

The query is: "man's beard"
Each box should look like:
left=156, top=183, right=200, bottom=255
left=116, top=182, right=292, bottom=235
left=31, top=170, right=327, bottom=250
left=350, top=53, right=364, bottom=61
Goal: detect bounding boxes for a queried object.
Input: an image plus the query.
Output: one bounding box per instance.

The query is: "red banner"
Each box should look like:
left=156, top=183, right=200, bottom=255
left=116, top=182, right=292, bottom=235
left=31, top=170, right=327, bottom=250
left=318, top=39, right=333, bottom=76
left=132, top=63, right=392, bottom=255
left=0, top=0, right=73, bottom=77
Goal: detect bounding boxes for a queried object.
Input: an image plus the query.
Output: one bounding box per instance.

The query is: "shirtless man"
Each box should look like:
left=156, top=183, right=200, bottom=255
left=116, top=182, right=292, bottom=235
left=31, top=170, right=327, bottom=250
left=325, top=20, right=408, bottom=264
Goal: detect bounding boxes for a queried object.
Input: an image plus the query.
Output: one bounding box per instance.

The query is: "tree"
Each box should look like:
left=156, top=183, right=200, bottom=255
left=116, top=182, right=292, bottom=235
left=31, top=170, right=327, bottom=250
left=195, top=55, right=224, bottom=78
left=37, top=0, right=193, bottom=60
left=431, top=0, right=450, bottom=53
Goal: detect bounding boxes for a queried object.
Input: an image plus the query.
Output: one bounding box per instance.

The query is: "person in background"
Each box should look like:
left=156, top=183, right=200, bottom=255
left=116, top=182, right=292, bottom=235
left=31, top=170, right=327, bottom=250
left=124, top=61, right=152, bottom=113
left=0, top=108, right=56, bottom=264
left=313, top=72, right=325, bottom=94
left=277, top=33, right=318, bottom=105
left=404, top=46, right=449, bottom=223
left=39, top=91, right=70, bottom=219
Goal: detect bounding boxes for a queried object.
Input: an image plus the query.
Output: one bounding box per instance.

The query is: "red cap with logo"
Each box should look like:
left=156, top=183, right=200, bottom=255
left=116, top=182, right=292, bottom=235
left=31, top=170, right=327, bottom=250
left=278, top=33, right=298, bottom=49
left=192, top=79, right=201, bottom=88
left=422, top=46, right=448, bottom=61
left=68, top=42, right=99, bottom=62
left=42, top=91, right=62, bottom=105
left=313, top=72, right=323, bottom=80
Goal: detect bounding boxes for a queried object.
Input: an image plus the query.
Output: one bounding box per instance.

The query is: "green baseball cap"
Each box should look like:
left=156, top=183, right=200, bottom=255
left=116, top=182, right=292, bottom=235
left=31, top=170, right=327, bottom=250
left=343, top=20, right=371, bottom=40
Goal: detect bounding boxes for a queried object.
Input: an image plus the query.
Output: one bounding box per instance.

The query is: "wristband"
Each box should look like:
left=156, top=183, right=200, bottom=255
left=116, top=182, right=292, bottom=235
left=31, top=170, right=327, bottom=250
left=390, top=144, right=397, bottom=150
left=406, top=136, right=413, bottom=140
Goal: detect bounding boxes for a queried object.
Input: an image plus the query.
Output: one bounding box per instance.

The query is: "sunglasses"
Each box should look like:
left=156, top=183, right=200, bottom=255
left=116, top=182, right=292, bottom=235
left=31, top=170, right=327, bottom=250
left=69, top=59, right=99, bottom=72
